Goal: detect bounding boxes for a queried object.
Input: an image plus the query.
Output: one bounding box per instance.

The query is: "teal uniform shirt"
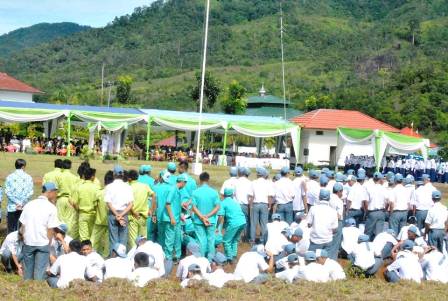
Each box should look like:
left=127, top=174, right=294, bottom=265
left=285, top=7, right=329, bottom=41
left=154, top=182, right=172, bottom=222
left=168, top=173, right=178, bottom=186
left=138, top=174, right=155, bottom=190
left=191, top=184, right=220, bottom=225
left=163, top=186, right=182, bottom=223
left=218, top=197, right=246, bottom=228
left=181, top=172, right=197, bottom=198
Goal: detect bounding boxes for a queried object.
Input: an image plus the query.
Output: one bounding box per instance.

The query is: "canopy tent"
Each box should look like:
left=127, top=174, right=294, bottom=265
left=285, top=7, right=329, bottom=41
left=336, top=127, right=430, bottom=171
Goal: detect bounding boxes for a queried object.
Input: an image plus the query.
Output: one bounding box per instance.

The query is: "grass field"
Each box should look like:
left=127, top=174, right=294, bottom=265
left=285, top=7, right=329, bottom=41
left=1, top=152, right=448, bottom=300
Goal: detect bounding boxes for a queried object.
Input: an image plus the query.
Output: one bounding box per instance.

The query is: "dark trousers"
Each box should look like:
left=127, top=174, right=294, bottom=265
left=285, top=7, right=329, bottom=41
left=7, top=210, right=22, bottom=234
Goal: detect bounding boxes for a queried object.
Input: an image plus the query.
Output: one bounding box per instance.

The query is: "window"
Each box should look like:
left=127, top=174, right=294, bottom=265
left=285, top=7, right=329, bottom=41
left=303, top=148, right=309, bottom=156
left=316, top=131, right=324, bottom=135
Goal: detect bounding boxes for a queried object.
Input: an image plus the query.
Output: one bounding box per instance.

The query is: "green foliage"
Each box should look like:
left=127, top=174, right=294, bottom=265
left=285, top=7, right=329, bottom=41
left=304, top=95, right=333, bottom=111
left=221, top=80, right=247, bottom=114
left=116, top=75, right=134, bottom=104
left=191, top=71, right=221, bottom=111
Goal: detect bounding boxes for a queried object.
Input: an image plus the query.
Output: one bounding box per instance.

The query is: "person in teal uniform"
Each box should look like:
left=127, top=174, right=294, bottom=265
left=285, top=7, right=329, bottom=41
left=167, top=162, right=178, bottom=186
left=153, top=170, right=172, bottom=247
left=138, top=165, right=155, bottom=190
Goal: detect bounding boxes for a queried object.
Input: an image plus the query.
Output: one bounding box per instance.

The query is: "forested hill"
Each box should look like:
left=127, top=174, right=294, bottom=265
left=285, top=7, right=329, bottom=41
left=0, top=22, right=90, bottom=58
left=1, top=0, right=448, bottom=144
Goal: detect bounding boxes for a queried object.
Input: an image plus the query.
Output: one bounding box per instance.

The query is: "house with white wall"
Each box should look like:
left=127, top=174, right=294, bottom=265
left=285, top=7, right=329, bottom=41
left=0, top=72, right=42, bottom=103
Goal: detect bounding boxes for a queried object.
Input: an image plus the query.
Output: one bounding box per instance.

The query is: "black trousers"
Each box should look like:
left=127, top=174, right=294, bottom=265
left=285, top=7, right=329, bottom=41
left=7, top=210, right=22, bottom=233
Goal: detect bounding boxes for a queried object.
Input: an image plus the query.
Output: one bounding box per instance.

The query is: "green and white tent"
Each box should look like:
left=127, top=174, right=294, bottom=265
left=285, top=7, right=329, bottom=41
left=337, top=127, right=430, bottom=171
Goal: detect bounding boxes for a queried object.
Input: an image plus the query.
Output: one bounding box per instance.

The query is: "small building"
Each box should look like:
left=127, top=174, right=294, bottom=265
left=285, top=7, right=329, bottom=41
left=291, top=109, right=399, bottom=166
left=246, top=85, right=302, bottom=119
left=0, top=72, right=42, bottom=103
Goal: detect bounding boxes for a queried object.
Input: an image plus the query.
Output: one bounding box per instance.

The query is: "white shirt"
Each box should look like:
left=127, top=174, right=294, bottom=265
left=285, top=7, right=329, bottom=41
left=176, top=255, right=211, bottom=280
left=366, top=183, right=388, bottom=210
left=19, top=196, right=60, bottom=246
left=347, top=182, right=368, bottom=210
left=274, top=177, right=295, bottom=205
left=323, top=258, right=346, bottom=280
left=234, top=251, right=269, bottom=283
left=104, top=257, right=133, bottom=280
left=306, top=180, right=320, bottom=206
left=292, top=176, right=307, bottom=211
left=327, top=180, right=336, bottom=194
left=329, top=194, right=344, bottom=220
left=49, top=252, right=91, bottom=289
left=342, top=227, right=362, bottom=254
left=50, top=235, right=73, bottom=258
left=180, top=275, right=202, bottom=288
left=265, top=221, right=290, bottom=255
left=296, top=262, right=330, bottom=282
left=352, top=242, right=375, bottom=270
left=307, top=203, right=338, bottom=244
left=0, top=231, right=21, bottom=256
left=251, top=177, right=275, bottom=204
left=104, top=179, right=134, bottom=211
left=204, top=268, right=235, bottom=288
left=220, top=177, right=238, bottom=195
left=425, top=202, right=448, bottom=229
left=421, top=251, right=448, bottom=283
left=275, top=265, right=300, bottom=283
left=387, top=251, right=423, bottom=283
left=129, top=267, right=160, bottom=287
left=134, top=241, right=166, bottom=277
left=234, top=177, right=253, bottom=205
left=413, top=184, right=436, bottom=210
left=372, top=232, right=397, bottom=257
left=86, top=252, right=105, bottom=282
left=390, top=184, right=410, bottom=211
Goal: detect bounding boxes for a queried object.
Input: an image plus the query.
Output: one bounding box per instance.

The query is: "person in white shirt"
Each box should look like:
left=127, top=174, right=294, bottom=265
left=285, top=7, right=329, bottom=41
left=296, top=251, right=330, bottom=282
left=275, top=253, right=301, bottom=283
left=129, top=252, right=160, bottom=287
left=49, top=224, right=73, bottom=264
left=307, top=189, right=338, bottom=253
left=306, top=170, right=320, bottom=209
left=234, top=167, right=253, bottom=242
left=328, top=183, right=344, bottom=260
left=341, top=218, right=362, bottom=258
left=326, top=171, right=336, bottom=193
left=19, top=182, right=61, bottom=280
left=47, top=239, right=94, bottom=288
left=396, top=216, right=420, bottom=241
left=80, top=240, right=105, bottom=283
left=389, top=174, right=411, bottom=235
left=176, top=242, right=211, bottom=281
left=219, top=167, right=238, bottom=198
left=180, top=264, right=204, bottom=288
left=425, top=190, right=448, bottom=253
left=250, top=167, right=274, bottom=244
left=0, top=230, right=23, bottom=275
left=413, top=175, right=436, bottom=231
left=204, top=252, right=235, bottom=288
left=292, top=166, right=308, bottom=215
left=372, top=229, right=398, bottom=259
left=234, top=244, right=274, bottom=284
left=105, top=165, right=134, bottom=251
left=349, top=234, right=383, bottom=277
left=364, top=172, right=388, bottom=241
left=316, top=249, right=346, bottom=280
left=346, top=174, right=368, bottom=226
left=265, top=213, right=290, bottom=255
left=421, top=249, right=448, bottom=283
left=385, top=240, right=423, bottom=283
left=104, top=243, right=133, bottom=280
left=274, top=167, right=295, bottom=224
left=131, top=236, right=166, bottom=277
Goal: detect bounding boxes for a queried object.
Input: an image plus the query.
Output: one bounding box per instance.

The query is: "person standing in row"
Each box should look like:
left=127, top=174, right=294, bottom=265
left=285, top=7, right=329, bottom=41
left=274, top=167, right=295, bottom=224
left=364, top=172, right=388, bottom=241
left=250, top=167, right=274, bottom=244
left=43, top=159, right=63, bottom=185
left=56, top=159, right=79, bottom=239
left=234, top=167, right=253, bottom=242
left=5, top=159, right=33, bottom=233
left=425, top=190, right=448, bottom=253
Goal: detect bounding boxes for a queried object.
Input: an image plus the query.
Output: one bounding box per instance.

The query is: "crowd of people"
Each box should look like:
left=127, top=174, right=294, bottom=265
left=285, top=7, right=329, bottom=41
left=0, top=157, right=447, bottom=289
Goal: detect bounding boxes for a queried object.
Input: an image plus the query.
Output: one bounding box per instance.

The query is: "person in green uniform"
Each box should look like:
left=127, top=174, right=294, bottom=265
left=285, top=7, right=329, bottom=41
left=72, top=167, right=100, bottom=241
left=167, top=162, right=178, bottom=185
left=56, top=159, right=80, bottom=239
left=43, top=159, right=63, bottom=184
left=153, top=170, right=173, bottom=247
left=163, top=174, right=187, bottom=267
left=178, top=161, right=197, bottom=198
left=138, top=165, right=155, bottom=190
left=128, top=169, right=155, bottom=249
left=218, top=188, right=247, bottom=263
left=91, top=171, right=113, bottom=258
left=191, top=172, right=220, bottom=261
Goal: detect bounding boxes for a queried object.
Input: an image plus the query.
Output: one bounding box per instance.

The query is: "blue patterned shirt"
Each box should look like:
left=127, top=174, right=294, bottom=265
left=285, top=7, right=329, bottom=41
left=5, top=169, right=33, bottom=212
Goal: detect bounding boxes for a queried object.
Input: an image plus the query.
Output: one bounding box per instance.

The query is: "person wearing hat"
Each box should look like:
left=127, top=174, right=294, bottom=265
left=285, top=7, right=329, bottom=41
left=234, top=166, right=254, bottom=242
left=420, top=246, right=448, bottom=283
left=217, top=188, right=246, bottom=263
left=384, top=240, right=423, bottom=283
left=275, top=253, right=301, bottom=283
left=178, top=161, right=197, bottom=198
left=307, top=189, right=338, bottom=254
left=129, top=252, right=160, bottom=287
left=0, top=227, right=24, bottom=276
left=292, top=166, right=308, bottom=216
left=425, top=190, right=448, bottom=252
left=274, top=243, right=297, bottom=273
left=138, top=165, right=155, bottom=190
left=364, top=172, right=388, bottom=241
left=396, top=216, right=419, bottom=241
left=265, top=213, right=290, bottom=255
left=49, top=223, right=73, bottom=264
left=327, top=183, right=345, bottom=260
left=152, top=170, right=173, bottom=249
left=105, top=165, right=134, bottom=251
left=341, top=218, right=362, bottom=258
left=346, top=170, right=368, bottom=226
left=234, top=244, right=274, bottom=284
left=104, top=243, right=133, bottom=280
left=166, top=162, right=178, bottom=185
left=180, top=263, right=204, bottom=288
left=316, top=249, right=346, bottom=280
left=273, top=166, right=295, bottom=224
left=349, top=234, right=383, bottom=277
left=326, top=171, right=336, bottom=193
left=306, top=170, right=320, bottom=209
left=126, top=170, right=155, bottom=250
left=250, top=167, right=274, bottom=244
left=413, top=174, right=437, bottom=231
left=19, top=182, right=60, bottom=280
left=219, top=167, right=239, bottom=199
left=190, top=172, right=220, bottom=261
left=176, top=241, right=211, bottom=281
left=371, top=229, right=398, bottom=259
left=388, top=173, right=411, bottom=236
left=204, top=252, right=235, bottom=288
left=296, top=251, right=330, bottom=282
left=393, top=225, right=427, bottom=256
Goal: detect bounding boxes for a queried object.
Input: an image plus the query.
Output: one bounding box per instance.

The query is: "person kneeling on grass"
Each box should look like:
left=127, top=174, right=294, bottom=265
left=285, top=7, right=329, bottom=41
left=316, top=249, right=346, bottom=281
left=176, top=241, right=211, bottom=281
left=181, top=264, right=203, bottom=288
left=0, top=228, right=24, bottom=276
left=384, top=240, right=423, bottom=283
left=103, top=243, right=133, bottom=280
left=204, top=252, right=235, bottom=288
left=129, top=252, right=160, bottom=287
left=296, top=251, right=330, bottom=283
left=349, top=234, right=383, bottom=277
left=275, top=253, right=301, bottom=283
left=233, top=244, right=274, bottom=284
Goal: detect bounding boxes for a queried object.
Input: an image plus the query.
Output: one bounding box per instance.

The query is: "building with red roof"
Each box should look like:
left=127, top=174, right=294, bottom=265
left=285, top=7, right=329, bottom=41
left=0, top=72, right=42, bottom=103
left=290, top=109, right=400, bottom=166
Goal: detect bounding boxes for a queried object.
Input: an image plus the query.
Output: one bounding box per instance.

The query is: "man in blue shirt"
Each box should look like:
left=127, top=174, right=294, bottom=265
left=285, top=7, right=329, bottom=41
left=138, top=165, right=155, bottom=190
left=178, top=161, right=197, bottom=198
left=191, top=172, right=220, bottom=261
left=5, top=159, right=33, bottom=233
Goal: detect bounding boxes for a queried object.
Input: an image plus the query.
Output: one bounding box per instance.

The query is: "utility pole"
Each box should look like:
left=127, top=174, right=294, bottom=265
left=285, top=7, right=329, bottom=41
left=101, top=63, right=105, bottom=106
left=280, top=1, right=287, bottom=121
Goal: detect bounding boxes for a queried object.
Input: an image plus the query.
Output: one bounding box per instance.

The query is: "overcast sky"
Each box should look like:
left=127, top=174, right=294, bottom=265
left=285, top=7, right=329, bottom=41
left=0, top=0, right=155, bottom=35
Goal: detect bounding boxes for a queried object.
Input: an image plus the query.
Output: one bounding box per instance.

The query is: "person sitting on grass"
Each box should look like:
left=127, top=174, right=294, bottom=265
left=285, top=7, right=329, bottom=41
left=341, top=218, right=362, bottom=259
left=233, top=244, right=274, bottom=284
left=129, top=236, right=166, bottom=278
left=49, top=223, right=73, bottom=264
left=176, top=241, right=211, bottom=281
left=103, top=243, right=133, bottom=280
left=384, top=240, right=423, bottom=283
left=275, top=253, right=301, bottom=283
left=80, top=240, right=105, bottom=283
left=296, top=251, right=330, bottom=282
left=0, top=228, right=24, bottom=276
left=349, top=234, right=383, bottom=277
left=129, top=252, right=160, bottom=287
left=181, top=264, right=203, bottom=288
left=204, top=252, right=235, bottom=288
left=316, top=249, right=346, bottom=281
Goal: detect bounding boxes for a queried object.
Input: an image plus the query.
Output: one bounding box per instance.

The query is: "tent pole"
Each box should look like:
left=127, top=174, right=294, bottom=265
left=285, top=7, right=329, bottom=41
left=375, top=130, right=381, bottom=172
left=295, top=127, right=301, bottom=166
left=146, top=117, right=152, bottom=161
left=222, top=126, right=228, bottom=156
left=66, top=112, right=71, bottom=158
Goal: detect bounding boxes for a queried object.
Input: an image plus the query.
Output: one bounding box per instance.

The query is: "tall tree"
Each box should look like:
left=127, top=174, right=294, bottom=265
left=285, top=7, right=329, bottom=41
left=221, top=80, right=247, bottom=114
left=116, top=75, right=133, bottom=104
left=191, top=71, right=221, bottom=111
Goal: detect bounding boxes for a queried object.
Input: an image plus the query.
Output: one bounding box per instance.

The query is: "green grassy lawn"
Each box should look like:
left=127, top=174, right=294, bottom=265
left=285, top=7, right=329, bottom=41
left=1, top=153, right=448, bottom=300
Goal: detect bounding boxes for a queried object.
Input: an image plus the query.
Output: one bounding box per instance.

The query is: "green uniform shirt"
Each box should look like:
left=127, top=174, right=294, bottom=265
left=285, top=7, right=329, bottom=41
left=138, top=174, right=155, bottom=190
left=192, top=184, right=220, bottom=225
left=163, top=186, right=182, bottom=223
left=43, top=168, right=61, bottom=185
left=95, top=189, right=108, bottom=226
left=56, top=169, right=79, bottom=198
left=72, top=180, right=100, bottom=214
left=154, top=182, right=172, bottom=221
left=218, top=197, right=246, bottom=228
left=130, top=181, right=153, bottom=216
